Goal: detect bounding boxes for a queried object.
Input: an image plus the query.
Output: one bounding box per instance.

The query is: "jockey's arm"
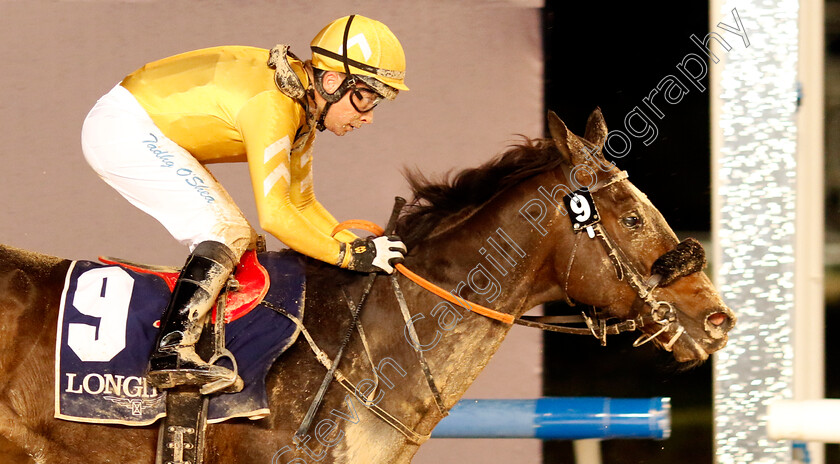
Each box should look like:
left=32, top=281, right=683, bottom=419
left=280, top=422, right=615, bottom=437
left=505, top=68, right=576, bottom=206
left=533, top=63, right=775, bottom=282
left=238, top=91, right=353, bottom=267
left=297, top=196, right=358, bottom=244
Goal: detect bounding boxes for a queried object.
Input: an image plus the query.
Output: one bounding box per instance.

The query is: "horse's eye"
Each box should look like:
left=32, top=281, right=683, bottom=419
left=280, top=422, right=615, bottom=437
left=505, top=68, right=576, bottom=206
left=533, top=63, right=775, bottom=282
left=621, top=215, right=641, bottom=229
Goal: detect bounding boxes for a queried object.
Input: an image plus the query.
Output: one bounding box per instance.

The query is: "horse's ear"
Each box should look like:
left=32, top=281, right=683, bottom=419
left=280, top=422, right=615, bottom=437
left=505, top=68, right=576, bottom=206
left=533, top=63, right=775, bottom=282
left=547, top=111, right=573, bottom=164
left=583, top=107, right=608, bottom=147
left=548, top=110, right=590, bottom=167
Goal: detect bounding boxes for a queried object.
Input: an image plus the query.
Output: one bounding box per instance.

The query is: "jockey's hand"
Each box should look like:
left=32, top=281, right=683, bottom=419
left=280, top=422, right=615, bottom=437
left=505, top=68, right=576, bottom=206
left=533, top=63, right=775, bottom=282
left=347, top=236, right=407, bottom=274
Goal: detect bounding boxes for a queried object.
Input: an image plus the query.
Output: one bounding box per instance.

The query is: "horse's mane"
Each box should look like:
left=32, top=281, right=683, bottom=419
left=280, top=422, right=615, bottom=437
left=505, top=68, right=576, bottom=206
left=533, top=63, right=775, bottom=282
left=398, top=137, right=565, bottom=246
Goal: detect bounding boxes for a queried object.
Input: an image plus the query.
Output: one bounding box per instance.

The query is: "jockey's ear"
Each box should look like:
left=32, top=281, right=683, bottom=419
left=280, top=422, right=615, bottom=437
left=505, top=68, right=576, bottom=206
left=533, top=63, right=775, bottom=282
left=321, top=71, right=345, bottom=94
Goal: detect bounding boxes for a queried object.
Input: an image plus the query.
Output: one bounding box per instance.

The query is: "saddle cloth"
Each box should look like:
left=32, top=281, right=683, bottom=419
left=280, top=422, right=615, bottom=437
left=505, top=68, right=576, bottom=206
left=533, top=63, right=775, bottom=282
left=54, top=250, right=305, bottom=426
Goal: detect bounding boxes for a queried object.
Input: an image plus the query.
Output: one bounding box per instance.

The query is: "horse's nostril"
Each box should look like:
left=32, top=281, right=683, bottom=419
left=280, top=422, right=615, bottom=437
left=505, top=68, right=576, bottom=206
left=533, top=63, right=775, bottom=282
left=708, top=312, right=728, bottom=327
left=705, top=310, right=733, bottom=340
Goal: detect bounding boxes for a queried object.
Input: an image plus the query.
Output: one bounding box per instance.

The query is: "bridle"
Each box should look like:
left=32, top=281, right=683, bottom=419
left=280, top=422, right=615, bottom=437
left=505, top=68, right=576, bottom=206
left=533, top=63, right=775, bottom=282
left=270, top=168, right=705, bottom=446
left=373, top=169, right=698, bottom=351
left=550, top=169, right=688, bottom=351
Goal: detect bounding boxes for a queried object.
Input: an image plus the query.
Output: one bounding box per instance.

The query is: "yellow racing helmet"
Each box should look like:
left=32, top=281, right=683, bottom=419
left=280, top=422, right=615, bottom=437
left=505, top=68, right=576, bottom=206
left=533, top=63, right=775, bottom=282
left=310, top=15, right=408, bottom=101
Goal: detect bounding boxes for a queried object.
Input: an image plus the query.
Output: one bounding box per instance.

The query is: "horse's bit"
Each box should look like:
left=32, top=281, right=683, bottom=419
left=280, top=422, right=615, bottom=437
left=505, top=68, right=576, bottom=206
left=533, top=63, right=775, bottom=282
left=546, top=170, right=705, bottom=350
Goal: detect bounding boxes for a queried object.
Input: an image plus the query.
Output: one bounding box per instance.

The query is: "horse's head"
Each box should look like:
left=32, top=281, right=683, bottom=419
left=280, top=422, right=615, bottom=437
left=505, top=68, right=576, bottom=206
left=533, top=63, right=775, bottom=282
left=545, top=109, right=735, bottom=363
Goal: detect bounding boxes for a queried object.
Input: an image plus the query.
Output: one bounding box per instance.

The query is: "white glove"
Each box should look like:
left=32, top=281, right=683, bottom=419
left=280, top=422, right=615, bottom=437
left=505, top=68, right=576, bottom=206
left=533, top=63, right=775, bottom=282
left=347, top=236, right=407, bottom=274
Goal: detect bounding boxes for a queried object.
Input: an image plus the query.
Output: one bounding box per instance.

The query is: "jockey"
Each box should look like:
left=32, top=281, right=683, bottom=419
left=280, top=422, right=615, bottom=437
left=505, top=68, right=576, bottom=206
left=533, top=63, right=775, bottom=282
left=80, top=15, right=408, bottom=393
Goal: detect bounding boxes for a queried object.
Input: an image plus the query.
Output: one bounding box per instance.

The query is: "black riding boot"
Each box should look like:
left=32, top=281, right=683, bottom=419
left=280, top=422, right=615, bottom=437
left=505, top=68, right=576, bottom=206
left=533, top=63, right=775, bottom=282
left=147, top=241, right=242, bottom=392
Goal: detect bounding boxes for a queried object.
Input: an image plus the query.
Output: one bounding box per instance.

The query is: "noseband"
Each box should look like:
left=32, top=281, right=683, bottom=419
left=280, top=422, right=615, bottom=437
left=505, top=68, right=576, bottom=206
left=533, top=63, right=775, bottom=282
left=555, top=170, right=706, bottom=349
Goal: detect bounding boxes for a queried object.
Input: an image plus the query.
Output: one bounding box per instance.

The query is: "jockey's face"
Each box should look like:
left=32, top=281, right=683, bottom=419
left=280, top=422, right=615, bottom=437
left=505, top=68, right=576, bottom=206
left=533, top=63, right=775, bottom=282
left=319, top=72, right=375, bottom=136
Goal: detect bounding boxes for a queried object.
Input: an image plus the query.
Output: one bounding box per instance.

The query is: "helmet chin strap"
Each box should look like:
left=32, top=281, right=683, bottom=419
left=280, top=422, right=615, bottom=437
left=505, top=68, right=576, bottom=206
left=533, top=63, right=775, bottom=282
left=313, top=79, right=335, bottom=132
left=314, top=14, right=357, bottom=132
left=314, top=72, right=356, bottom=132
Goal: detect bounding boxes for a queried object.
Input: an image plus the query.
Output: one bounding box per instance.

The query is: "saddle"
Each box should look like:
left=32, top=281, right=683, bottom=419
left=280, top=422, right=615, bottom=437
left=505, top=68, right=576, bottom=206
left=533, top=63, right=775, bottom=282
left=99, top=249, right=270, bottom=324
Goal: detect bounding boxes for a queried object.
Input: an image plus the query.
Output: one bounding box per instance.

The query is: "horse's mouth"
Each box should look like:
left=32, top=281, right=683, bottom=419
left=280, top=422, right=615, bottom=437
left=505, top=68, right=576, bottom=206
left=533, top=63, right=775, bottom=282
left=669, top=333, right=712, bottom=363
left=625, top=295, right=735, bottom=363
left=650, top=307, right=735, bottom=363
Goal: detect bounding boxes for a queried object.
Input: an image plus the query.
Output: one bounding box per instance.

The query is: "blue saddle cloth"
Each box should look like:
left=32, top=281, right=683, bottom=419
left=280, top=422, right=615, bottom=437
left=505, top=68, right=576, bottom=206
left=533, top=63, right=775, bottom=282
left=54, top=251, right=305, bottom=425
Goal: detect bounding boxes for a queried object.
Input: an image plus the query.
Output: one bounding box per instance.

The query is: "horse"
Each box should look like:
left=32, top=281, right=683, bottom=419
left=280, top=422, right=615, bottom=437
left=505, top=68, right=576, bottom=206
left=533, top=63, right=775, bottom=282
left=0, top=110, right=735, bottom=463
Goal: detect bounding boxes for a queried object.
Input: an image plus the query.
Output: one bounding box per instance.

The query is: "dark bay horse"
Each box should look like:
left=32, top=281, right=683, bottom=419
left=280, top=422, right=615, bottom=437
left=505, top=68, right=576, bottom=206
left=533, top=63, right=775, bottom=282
left=0, top=110, right=735, bottom=463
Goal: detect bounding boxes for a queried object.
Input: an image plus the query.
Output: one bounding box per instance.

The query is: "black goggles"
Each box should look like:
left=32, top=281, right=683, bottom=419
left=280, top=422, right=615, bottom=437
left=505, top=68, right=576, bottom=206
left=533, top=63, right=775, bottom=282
left=349, top=86, right=383, bottom=113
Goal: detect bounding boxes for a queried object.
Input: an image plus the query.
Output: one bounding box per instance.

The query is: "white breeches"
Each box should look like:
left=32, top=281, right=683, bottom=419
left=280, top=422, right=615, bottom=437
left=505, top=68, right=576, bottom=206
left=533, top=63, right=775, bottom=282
left=81, top=85, right=254, bottom=259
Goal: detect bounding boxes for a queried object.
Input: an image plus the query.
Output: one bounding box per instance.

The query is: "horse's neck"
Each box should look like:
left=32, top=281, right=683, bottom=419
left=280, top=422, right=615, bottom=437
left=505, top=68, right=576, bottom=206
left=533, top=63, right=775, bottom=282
left=405, top=177, right=566, bottom=316
left=268, top=173, right=576, bottom=461
left=392, top=179, right=565, bottom=431
left=265, top=175, right=574, bottom=462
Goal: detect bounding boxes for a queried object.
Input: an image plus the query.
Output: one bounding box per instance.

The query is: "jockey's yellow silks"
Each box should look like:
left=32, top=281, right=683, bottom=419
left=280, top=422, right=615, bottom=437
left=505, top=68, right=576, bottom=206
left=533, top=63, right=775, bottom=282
left=120, top=46, right=356, bottom=265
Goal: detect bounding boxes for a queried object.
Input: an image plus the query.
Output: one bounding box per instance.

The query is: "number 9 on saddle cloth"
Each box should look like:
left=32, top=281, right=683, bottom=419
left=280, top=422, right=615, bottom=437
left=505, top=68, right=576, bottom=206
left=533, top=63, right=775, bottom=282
left=54, top=250, right=305, bottom=426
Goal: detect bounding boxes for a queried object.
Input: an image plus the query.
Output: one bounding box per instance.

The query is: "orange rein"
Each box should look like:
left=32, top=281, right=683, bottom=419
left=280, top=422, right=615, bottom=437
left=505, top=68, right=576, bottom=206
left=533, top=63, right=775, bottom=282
left=332, top=220, right=515, bottom=325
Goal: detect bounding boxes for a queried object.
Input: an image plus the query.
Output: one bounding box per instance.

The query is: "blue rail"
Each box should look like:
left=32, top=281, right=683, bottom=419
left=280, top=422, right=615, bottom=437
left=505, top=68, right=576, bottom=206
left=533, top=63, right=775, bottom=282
left=430, top=397, right=670, bottom=440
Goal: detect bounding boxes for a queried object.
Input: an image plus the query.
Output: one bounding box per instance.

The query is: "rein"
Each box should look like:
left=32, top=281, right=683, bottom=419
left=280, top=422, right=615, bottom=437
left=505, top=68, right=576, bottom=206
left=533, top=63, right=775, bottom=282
left=332, top=222, right=514, bottom=325
left=330, top=169, right=686, bottom=348
left=271, top=171, right=701, bottom=445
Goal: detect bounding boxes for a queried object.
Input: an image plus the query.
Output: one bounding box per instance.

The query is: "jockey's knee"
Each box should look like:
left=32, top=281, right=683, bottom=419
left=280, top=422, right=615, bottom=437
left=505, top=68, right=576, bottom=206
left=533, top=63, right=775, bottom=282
left=206, top=218, right=254, bottom=261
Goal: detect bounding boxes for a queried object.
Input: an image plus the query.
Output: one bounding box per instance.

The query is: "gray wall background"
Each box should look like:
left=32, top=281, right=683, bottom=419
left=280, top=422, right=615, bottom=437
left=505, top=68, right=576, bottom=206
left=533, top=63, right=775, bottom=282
left=0, top=1, right=543, bottom=462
